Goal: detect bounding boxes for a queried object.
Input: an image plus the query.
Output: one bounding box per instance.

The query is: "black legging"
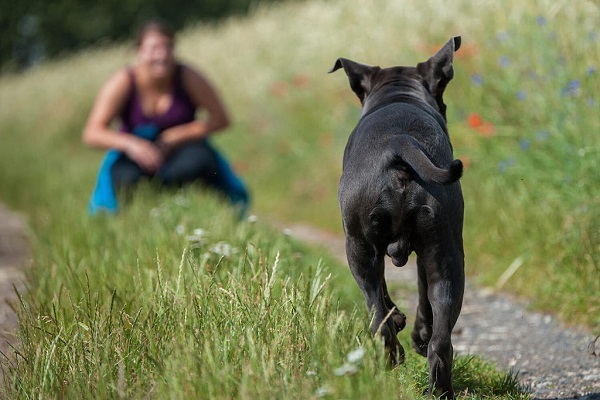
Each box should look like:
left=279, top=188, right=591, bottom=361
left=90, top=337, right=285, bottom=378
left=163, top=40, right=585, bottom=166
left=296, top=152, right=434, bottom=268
left=111, top=139, right=222, bottom=191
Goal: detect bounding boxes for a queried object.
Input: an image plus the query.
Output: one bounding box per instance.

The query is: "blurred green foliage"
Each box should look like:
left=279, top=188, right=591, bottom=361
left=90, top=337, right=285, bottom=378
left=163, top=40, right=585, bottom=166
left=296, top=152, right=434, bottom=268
left=0, top=0, right=297, bottom=70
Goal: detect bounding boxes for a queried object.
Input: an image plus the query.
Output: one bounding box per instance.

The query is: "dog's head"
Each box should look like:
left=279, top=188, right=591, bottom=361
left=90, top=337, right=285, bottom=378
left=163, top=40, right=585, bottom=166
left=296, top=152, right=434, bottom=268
left=329, top=36, right=461, bottom=120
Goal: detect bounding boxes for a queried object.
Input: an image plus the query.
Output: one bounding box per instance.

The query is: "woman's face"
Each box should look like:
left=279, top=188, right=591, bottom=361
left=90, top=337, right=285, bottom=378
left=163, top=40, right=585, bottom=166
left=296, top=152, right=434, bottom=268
left=137, top=31, right=175, bottom=78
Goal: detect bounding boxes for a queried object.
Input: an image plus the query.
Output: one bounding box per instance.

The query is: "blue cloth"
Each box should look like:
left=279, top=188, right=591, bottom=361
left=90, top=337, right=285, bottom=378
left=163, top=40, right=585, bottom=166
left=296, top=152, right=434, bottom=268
left=88, top=124, right=249, bottom=216
left=88, top=149, right=122, bottom=214
left=89, top=124, right=160, bottom=215
left=211, top=146, right=250, bottom=218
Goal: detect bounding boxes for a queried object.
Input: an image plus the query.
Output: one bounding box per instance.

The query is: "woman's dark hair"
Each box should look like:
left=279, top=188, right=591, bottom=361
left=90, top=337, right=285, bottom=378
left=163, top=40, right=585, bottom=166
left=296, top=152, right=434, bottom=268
left=135, top=19, right=176, bottom=47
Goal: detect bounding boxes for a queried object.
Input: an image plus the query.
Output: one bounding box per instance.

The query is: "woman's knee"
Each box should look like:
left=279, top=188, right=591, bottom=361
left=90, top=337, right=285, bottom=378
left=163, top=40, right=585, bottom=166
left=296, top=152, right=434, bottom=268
left=111, top=156, right=145, bottom=188
left=159, top=141, right=219, bottom=185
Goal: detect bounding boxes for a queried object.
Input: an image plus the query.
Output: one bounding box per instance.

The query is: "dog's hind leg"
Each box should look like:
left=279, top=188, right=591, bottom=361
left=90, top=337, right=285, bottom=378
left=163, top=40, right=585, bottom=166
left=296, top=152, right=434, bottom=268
left=427, top=279, right=463, bottom=399
left=418, top=253, right=464, bottom=400
left=345, top=235, right=405, bottom=364
left=411, top=258, right=433, bottom=357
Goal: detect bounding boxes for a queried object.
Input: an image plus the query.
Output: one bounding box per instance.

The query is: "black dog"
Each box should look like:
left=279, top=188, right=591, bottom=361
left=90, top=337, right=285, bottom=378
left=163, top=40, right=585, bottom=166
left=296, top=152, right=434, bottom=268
left=329, top=36, right=464, bottom=399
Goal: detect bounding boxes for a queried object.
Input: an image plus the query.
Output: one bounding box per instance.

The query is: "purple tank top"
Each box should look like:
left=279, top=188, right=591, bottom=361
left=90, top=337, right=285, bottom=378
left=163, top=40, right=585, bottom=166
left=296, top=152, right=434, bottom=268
left=119, top=64, right=197, bottom=134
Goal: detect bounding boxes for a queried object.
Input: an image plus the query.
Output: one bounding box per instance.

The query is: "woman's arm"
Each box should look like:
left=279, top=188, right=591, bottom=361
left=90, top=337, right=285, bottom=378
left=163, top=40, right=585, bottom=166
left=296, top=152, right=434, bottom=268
left=157, top=65, right=231, bottom=150
left=82, top=70, right=164, bottom=172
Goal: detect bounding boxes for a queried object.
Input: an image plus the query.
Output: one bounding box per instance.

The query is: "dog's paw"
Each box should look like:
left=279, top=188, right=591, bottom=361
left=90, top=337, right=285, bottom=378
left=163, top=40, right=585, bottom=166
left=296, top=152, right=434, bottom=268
left=391, top=309, right=407, bottom=333
left=377, top=319, right=406, bottom=366
left=411, top=329, right=429, bottom=357
left=386, top=339, right=406, bottom=367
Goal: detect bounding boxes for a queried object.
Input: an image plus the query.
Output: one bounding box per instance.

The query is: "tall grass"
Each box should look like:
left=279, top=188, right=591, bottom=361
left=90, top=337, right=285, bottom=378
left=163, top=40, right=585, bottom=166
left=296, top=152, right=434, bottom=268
left=0, top=0, right=597, bottom=396
left=3, top=188, right=526, bottom=398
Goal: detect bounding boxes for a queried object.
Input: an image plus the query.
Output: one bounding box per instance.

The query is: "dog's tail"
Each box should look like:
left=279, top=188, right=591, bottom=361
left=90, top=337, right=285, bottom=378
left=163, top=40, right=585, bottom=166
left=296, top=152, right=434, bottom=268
left=388, top=135, right=463, bottom=185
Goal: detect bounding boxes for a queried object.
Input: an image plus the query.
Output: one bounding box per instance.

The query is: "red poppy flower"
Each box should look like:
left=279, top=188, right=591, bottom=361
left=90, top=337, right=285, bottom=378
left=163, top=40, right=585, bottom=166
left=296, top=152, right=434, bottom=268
left=467, top=113, right=483, bottom=128
left=270, top=81, right=288, bottom=98
left=455, top=43, right=479, bottom=59
left=292, top=74, right=310, bottom=89
left=466, top=113, right=495, bottom=137
left=477, top=122, right=496, bottom=137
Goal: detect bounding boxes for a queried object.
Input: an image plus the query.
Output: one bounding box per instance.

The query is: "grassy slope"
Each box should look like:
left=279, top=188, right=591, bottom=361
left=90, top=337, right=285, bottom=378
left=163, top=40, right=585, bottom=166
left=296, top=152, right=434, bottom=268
left=1, top=2, right=598, bottom=328
left=0, top=0, right=597, bottom=396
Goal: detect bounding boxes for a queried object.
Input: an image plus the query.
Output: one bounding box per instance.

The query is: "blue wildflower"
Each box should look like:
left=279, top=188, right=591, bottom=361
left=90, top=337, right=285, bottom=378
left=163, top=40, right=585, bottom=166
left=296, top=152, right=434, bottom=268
left=471, top=74, right=483, bottom=86
left=499, top=56, right=510, bottom=68
left=590, top=31, right=598, bottom=42
left=519, top=138, right=531, bottom=151
left=497, top=158, right=517, bottom=173
left=528, top=70, right=539, bottom=80
left=587, top=98, right=596, bottom=107
left=536, top=16, right=548, bottom=26
left=561, top=80, right=581, bottom=97
left=517, top=90, right=527, bottom=101
left=535, top=130, right=550, bottom=141
left=587, top=66, right=596, bottom=76
left=496, top=31, right=509, bottom=43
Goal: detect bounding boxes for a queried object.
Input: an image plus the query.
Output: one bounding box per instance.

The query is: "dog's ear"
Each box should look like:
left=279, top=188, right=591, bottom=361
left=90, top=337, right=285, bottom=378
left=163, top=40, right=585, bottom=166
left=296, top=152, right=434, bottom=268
left=421, top=36, right=461, bottom=82
left=329, top=58, right=379, bottom=103
left=417, top=36, right=461, bottom=118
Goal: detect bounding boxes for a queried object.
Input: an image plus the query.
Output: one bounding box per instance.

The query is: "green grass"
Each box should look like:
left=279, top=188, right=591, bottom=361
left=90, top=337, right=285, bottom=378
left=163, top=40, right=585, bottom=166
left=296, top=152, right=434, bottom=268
left=2, top=187, right=525, bottom=399
left=0, top=0, right=598, bottom=397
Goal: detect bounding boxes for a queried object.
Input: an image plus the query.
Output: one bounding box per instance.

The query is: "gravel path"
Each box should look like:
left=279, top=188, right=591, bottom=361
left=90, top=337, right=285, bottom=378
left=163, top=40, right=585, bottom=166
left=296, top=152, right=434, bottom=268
left=0, top=203, right=28, bottom=383
left=283, top=223, right=600, bottom=400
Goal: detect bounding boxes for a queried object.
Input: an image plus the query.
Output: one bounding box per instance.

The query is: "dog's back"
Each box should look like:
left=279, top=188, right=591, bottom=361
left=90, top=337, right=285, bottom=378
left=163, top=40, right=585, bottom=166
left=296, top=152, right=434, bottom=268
left=342, top=102, right=459, bottom=181
left=339, top=101, right=463, bottom=253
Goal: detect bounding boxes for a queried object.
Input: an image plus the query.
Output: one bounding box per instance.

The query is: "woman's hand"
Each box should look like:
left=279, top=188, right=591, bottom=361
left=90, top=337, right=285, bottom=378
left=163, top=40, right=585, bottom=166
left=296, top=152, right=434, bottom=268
left=125, top=137, right=164, bottom=173
left=155, top=124, right=204, bottom=155
left=155, top=126, right=185, bottom=155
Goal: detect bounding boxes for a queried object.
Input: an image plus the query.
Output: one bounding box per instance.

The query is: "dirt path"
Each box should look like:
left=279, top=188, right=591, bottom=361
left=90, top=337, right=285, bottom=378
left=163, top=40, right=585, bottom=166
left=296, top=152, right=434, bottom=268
left=0, top=203, right=28, bottom=381
left=283, top=223, right=600, bottom=400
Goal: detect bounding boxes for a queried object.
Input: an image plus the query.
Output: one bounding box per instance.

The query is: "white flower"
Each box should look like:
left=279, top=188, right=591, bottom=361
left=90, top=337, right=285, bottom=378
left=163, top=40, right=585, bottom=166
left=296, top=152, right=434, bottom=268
left=210, top=241, right=239, bottom=257
left=185, top=236, right=205, bottom=247
left=193, top=228, right=207, bottom=237
left=333, top=347, right=365, bottom=377
left=247, top=215, right=258, bottom=223
left=333, top=363, right=358, bottom=376
left=186, top=228, right=209, bottom=244
left=315, top=385, right=332, bottom=398
left=174, top=195, right=188, bottom=206
left=346, top=347, right=365, bottom=364
left=175, top=225, right=185, bottom=235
